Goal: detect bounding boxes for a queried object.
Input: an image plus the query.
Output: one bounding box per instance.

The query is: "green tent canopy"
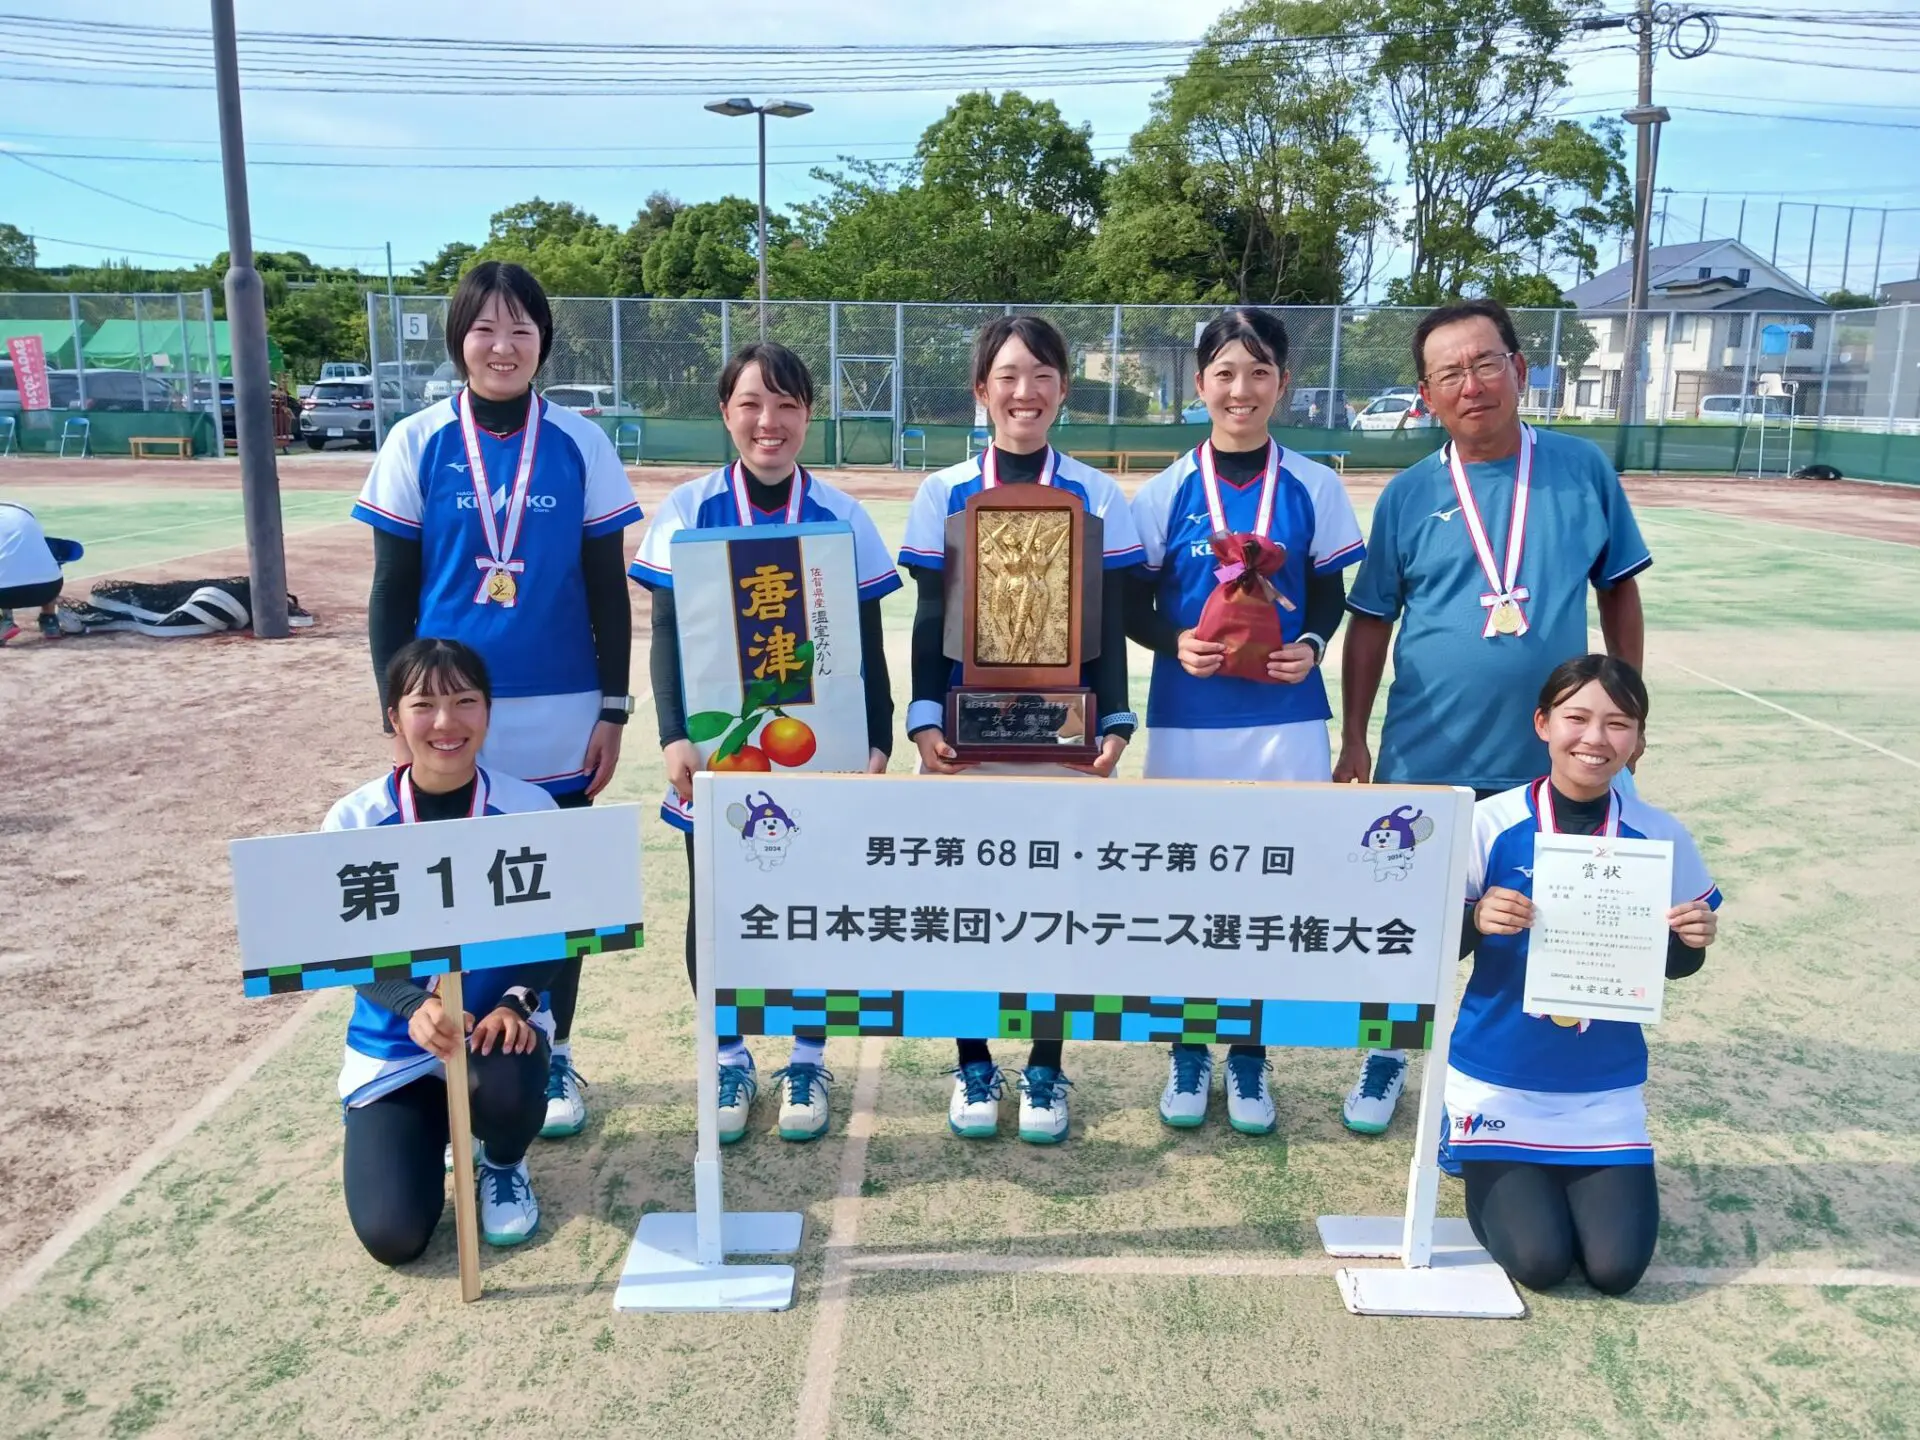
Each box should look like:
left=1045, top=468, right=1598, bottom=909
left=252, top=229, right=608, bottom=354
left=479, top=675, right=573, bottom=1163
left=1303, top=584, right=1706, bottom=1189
left=81, top=319, right=285, bottom=379
left=0, top=320, right=82, bottom=369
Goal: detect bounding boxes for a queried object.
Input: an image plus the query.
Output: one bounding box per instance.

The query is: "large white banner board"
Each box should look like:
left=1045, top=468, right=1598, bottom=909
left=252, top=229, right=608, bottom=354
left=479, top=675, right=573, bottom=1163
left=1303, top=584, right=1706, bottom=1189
left=696, top=775, right=1471, bottom=1050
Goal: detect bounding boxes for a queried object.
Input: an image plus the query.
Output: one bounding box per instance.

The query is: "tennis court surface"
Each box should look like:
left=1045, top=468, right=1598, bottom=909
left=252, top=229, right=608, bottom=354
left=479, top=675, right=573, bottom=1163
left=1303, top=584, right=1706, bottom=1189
left=1, top=457, right=1917, bottom=1438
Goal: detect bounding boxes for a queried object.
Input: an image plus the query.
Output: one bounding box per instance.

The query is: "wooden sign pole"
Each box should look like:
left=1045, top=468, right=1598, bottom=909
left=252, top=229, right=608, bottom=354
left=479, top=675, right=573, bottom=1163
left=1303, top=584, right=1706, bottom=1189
left=440, top=970, right=483, bottom=1304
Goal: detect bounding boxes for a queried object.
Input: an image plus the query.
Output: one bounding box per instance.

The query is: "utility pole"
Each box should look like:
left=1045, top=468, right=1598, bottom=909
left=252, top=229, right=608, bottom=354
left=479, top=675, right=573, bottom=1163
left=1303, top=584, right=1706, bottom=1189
left=1584, top=0, right=1715, bottom=462
left=210, top=0, right=289, bottom=639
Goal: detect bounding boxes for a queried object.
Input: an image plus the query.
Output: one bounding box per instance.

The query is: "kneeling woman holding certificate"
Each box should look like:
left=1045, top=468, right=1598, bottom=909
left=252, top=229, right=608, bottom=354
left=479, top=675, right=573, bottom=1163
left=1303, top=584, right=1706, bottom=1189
left=1443, top=655, right=1721, bottom=1296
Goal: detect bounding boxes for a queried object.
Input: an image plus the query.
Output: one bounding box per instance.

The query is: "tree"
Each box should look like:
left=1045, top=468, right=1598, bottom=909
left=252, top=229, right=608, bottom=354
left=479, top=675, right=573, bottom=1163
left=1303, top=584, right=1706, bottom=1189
left=0, top=222, right=45, bottom=289
left=267, top=283, right=370, bottom=380
left=641, top=197, right=779, bottom=299
left=470, top=198, right=622, bottom=295
left=416, top=242, right=477, bottom=290
left=1090, top=0, right=1392, bottom=305
left=792, top=91, right=1106, bottom=303
left=1823, top=288, right=1877, bottom=311
left=1371, top=0, right=1632, bottom=303
left=611, top=191, right=685, bottom=295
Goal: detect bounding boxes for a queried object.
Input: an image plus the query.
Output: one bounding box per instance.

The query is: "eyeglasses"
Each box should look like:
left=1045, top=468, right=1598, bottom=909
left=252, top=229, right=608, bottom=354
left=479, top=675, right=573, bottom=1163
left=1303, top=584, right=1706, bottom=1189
left=1423, top=353, right=1516, bottom=392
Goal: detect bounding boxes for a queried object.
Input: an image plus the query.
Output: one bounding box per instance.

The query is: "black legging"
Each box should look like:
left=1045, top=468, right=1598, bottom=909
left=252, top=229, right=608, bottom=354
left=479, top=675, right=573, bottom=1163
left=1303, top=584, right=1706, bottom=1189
left=1462, top=1159, right=1660, bottom=1295
left=544, top=787, right=596, bottom=1041
left=342, top=1039, right=549, bottom=1267
left=957, top=1038, right=1061, bottom=1071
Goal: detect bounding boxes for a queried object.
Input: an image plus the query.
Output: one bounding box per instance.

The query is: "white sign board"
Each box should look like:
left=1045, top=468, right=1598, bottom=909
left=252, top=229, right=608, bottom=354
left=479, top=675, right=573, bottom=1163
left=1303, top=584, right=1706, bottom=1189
left=670, top=522, right=868, bottom=782
left=1523, top=833, right=1674, bottom=1024
left=402, top=312, right=429, bottom=341
left=231, top=804, right=644, bottom=996
left=697, top=774, right=1470, bottom=1048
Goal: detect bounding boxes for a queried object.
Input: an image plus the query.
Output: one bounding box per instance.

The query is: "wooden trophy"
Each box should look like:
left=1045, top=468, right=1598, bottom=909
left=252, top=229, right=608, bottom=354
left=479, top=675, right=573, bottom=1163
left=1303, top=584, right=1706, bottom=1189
left=942, top=486, right=1103, bottom=764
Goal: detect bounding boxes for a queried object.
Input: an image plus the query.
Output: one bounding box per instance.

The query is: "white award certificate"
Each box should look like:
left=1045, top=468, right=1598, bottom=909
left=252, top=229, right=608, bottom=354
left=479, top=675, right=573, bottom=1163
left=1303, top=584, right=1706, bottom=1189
left=1522, top=833, right=1675, bottom=1025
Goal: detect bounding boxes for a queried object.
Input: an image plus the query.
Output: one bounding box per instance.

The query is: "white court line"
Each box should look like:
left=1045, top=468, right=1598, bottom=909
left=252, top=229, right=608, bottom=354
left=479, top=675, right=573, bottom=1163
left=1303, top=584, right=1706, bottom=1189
left=0, top=995, right=323, bottom=1314
left=71, top=517, right=357, bottom=581
left=792, top=1038, right=884, bottom=1440
left=841, top=1251, right=1920, bottom=1289
left=1639, top=512, right=1920, bottom=577
left=1643, top=503, right=1920, bottom=554
left=76, top=499, right=346, bottom=550
left=1663, top=659, right=1920, bottom=772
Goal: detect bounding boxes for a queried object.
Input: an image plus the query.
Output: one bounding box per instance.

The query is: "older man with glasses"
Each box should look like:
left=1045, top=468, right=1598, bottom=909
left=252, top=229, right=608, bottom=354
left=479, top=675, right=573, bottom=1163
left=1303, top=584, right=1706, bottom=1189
left=1329, top=298, right=1652, bottom=1137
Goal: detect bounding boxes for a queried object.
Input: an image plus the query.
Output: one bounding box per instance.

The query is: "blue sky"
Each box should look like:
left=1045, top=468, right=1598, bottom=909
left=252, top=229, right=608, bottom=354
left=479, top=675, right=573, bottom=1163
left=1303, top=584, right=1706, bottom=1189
left=5, top=0, right=1920, bottom=295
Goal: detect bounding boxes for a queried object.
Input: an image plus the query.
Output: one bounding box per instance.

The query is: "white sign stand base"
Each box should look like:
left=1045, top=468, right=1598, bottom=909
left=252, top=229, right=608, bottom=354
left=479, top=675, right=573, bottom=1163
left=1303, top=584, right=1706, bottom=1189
left=613, top=1210, right=803, bottom=1313
left=1318, top=1215, right=1524, bottom=1319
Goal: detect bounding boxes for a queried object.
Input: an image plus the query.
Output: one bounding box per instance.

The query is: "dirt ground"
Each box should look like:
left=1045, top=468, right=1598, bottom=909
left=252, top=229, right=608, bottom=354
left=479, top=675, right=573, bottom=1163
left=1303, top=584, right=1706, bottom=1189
left=0, top=456, right=1910, bottom=1276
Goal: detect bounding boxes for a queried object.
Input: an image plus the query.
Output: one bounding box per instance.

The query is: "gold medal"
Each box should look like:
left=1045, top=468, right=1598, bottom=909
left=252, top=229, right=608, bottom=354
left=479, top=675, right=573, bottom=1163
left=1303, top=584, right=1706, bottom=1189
left=1492, top=598, right=1522, bottom=635
left=487, top=568, right=517, bottom=604
left=1549, top=1014, right=1583, bottom=1028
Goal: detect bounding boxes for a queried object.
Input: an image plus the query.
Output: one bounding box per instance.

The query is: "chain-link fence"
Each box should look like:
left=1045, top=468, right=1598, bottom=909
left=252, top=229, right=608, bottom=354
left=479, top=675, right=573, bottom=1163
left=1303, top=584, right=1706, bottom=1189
left=6, top=290, right=1914, bottom=468
left=360, top=294, right=1919, bottom=443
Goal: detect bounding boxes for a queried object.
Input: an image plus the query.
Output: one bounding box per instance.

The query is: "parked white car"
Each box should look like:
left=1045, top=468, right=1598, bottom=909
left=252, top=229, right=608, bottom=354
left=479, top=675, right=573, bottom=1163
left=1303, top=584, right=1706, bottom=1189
left=421, top=361, right=462, bottom=405
left=1350, top=394, right=1434, bottom=432
left=1697, top=394, right=1794, bottom=422
left=544, top=384, right=619, bottom=416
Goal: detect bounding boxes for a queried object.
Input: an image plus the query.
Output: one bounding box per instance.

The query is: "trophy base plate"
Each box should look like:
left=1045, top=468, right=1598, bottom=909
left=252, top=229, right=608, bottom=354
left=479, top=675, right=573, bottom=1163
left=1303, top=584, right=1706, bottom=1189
left=947, top=687, right=1099, bottom=765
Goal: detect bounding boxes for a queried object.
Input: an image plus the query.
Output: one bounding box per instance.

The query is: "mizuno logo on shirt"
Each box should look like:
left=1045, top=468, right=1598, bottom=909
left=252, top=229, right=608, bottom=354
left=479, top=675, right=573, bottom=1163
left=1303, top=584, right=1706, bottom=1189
left=1186, top=511, right=1212, bottom=525
left=1431, top=506, right=1461, bottom=522
left=1515, top=866, right=1533, bottom=878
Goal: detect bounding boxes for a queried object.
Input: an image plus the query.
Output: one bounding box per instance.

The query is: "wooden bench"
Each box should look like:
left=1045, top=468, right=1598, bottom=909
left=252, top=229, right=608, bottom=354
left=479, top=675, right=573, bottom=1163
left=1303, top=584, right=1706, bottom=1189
left=1298, top=449, right=1350, bottom=474
left=1077, top=448, right=1182, bottom=476
left=129, top=435, right=193, bottom=460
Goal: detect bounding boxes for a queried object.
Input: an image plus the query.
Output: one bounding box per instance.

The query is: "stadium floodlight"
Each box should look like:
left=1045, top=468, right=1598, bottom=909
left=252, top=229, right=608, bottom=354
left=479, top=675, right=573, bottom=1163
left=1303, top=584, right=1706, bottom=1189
left=704, top=97, right=814, bottom=336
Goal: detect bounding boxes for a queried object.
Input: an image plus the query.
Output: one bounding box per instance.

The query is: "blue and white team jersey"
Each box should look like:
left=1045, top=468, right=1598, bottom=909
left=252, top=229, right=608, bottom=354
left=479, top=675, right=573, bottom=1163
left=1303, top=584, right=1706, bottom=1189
left=629, top=464, right=903, bottom=831
left=1346, top=428, right=1651, bottom=792
left=353, top=394, right=643, bottom=795
left=0, top=502, right=62, bottom=589
left=897, top=448, right=1144, bottom=736
left=1131, top=443, right=1364, bottom=732
left=325, top=765, right=559, bottom=1108
left=627, top=462, right=903, bottom=601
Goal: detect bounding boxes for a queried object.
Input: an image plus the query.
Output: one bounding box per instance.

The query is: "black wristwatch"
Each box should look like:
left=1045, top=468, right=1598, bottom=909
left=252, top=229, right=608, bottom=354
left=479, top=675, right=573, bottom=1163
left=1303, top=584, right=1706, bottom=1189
left=1299, top=632, right=1326, bottom=665
left=599, top=692, right=634, bottom=727
left=497, top=986, right=537, bottom=1020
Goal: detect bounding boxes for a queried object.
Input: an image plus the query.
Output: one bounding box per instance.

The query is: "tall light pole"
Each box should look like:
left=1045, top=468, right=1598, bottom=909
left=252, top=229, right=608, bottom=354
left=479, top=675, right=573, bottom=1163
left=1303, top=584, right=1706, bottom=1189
left=704, top=97, right=813, bottom=340
left=210, top=0, right=289, bottom=637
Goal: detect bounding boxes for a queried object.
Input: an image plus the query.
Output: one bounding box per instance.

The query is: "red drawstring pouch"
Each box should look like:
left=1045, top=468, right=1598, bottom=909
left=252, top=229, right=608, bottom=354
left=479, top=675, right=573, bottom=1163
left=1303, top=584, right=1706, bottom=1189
left=1192, top=533, right=1295, bottom=683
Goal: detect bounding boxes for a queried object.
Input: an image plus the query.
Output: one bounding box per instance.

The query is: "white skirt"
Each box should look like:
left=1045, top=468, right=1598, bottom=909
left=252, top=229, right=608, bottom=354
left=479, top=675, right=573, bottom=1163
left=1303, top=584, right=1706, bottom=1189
left=1439, top=1067, right=1653, bottom=1171
left=1144, top=720, right=1331, bottom=783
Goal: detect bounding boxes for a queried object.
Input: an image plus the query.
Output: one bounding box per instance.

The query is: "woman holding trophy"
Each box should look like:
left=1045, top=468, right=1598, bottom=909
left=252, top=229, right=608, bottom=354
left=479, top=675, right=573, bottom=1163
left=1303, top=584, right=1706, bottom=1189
left=897, top=314, right=1144, bottom=1145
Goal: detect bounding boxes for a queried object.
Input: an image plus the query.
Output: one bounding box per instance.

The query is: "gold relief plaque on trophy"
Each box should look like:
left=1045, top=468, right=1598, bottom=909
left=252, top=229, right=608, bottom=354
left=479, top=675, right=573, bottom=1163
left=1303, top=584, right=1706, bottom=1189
left=941, top=485, right=1103, bottom=763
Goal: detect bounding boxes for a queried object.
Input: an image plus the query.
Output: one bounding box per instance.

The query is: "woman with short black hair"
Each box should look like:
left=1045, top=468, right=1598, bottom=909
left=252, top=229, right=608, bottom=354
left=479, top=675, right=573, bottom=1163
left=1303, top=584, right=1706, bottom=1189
left=897, top=314, right=1145, bottom=1146
left=352, top=261, right=642, bottom=1143
left=327, top=637, right=562, bottom=1263
left=1125, top=307, right=1367, bottom=1137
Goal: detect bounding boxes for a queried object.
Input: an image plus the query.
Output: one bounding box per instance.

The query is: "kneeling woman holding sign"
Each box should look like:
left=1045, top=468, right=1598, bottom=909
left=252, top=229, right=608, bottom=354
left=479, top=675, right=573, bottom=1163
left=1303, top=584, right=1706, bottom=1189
left=1445, top=655, right=1720, bottom=1295
left=326, top=638, right=560, bottom=1264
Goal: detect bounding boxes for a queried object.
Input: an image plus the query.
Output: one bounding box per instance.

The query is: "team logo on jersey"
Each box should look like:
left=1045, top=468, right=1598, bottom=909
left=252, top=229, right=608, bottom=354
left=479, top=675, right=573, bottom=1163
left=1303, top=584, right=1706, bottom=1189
left=727, top=791, right=800, bottom=872
left=1453, top=1111, right=1505, bottom=1135
left=1351, top=805, right=1434, bottom=882
left=1430, top=506, right=1461, bottom=522
left=456, top=486, right=557, bottom=512
left=448, top=461, right=470, bottom=473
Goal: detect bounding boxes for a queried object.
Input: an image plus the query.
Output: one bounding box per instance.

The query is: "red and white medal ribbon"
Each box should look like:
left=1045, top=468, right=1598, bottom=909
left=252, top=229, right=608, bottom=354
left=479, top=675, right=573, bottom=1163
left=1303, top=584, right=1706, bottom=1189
left=1447, top=425, right=1533, bottom=638
left=980, top=446, right=1057, bottom=490
left=1196, top=439, right=1278, bottom=538
left=460, top=390, right=541, bottom=606
left=396, top=765, right=489, bottom=824
left=1532, top=776, right=1618, bottom=837
left=729, top=460, right=807, bottom=526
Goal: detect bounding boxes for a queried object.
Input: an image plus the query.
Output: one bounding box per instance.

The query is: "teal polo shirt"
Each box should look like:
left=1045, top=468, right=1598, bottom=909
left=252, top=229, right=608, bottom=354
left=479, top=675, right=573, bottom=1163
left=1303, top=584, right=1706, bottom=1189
left=1346, top=427, right=1651, bottom=791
